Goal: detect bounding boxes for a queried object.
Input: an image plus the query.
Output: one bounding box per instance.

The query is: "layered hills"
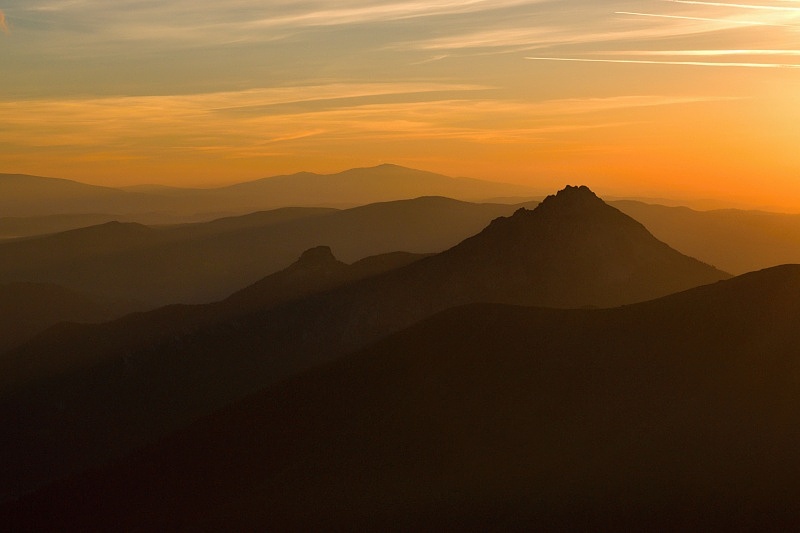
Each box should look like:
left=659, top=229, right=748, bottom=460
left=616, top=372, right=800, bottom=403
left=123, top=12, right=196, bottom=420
left=0, top=186, right=727, bottom=501
left=6, top=265, right=800, bottom=530
left=0, top=247, right=425, bottom=500
left=614, top=200, right=800, bottom=274
left=0, top=197, right=526, bottom=305
left=0, top=283, right=141, bottom=354
left=0, top=165, right=536, bottom=218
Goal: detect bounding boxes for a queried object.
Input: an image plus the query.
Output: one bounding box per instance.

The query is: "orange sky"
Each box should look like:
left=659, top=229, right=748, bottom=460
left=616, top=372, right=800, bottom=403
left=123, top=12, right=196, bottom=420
left=2, top=1, right=800, bottom=210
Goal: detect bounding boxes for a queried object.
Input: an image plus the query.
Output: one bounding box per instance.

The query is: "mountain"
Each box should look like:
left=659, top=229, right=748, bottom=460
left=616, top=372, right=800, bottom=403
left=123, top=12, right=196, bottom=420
left=612, top=200, right=800, bottom=274
left=0, top=174, right=165, bottom=217
left=0, top=283, right=142, bottom=355
left=0, top=165, right=537, bottom=219
left=392, top=185, right=727, bottom=309
left=0, top=197, right=526, bottom=305
left=0, top=214, right=127, bottom=241
left=0, top=186, right=726, bottom=501
left=6, top=265, right=800, bottom=531
left=0, top=247, right=427, bottom=500
left=215, top=164, right=536, bottom=207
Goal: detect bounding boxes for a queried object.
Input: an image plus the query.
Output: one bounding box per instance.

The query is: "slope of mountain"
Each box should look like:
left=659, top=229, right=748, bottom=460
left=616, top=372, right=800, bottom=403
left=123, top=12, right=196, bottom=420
left=7, top=265, right=800, bottom=531
left=612, top=200, right=800, bottom=274
left=0, top=165, right=536, bottom=219
left=0, top=283, right=142, bottom=355
left=0, top=214, right=125, bottom=240
left=397, top=185, right=727, bottom=309
left=0, top=186, right=726, bottom=502
left=0, top=197, right=525, bottom=305
left=0, top=247, right=426, bottom=501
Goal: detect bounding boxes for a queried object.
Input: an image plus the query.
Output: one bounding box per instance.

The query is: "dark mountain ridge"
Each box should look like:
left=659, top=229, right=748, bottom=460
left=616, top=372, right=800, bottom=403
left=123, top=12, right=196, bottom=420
left=0, top=196, right=525, bottom=305
left=0, top=186, right=726, bottom=502
left=376, top=185, right=728, bottom=309
left=0, top=247, right=426, bottom=500
left=6, top=265, right=800, bottom=530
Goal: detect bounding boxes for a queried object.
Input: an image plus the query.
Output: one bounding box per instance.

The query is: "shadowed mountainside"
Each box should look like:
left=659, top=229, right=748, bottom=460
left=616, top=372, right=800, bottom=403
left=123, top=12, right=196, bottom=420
left=0, top=186, right=726, bottom=502
left=0, top=283, right=142, bottom=355
left=0, top=247, right=426, bottom=500
left=0, top=165, right=535, bottom=218
left=0, top=197, right=524, bottom=305
left=5, top=265, right=800, bottom=530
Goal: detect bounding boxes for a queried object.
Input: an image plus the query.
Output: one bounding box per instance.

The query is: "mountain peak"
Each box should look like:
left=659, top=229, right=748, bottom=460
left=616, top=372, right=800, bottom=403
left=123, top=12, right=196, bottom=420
left=541, top=184, right=603, bottom=208
left=295, top=246, right=338, bottom=267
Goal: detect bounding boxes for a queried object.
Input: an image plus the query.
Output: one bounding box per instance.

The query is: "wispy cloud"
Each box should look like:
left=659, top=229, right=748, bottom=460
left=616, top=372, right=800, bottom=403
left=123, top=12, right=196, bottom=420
left=527, top=56, right=800, bottom=68
left=615, top=10, right=784, bottom=26
left=663, top=0, right=800, bottom=11
left=403, top=1, right=795, bottom=54
left=0, top=88, right=724, bottom=159
left=15, top=0, right=546, bottom=46
left=0, top=10, right=9, bottom=34
left=244, top=0, right=544, bottom=28
left=607, top=49, right=800, bottom=56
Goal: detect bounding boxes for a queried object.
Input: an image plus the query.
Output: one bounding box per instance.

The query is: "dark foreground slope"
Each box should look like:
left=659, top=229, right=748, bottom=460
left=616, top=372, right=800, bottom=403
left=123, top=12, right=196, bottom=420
left=7, top=265, right=800, bottom=531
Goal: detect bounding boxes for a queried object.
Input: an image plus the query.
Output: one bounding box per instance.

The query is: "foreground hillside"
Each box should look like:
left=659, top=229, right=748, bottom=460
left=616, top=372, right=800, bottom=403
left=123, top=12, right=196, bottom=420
left=6, top=265, right=800, bottom=530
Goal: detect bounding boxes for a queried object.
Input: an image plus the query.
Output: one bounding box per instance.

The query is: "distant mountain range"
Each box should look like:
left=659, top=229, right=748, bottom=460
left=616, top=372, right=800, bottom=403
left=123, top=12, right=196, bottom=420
left=5, top=166, right=800, bottom=279
left=0, top=164, right=537, bottom=218
left=612, top=200, right=800, bottom=274
left=0, top=186, right=727, bottom=502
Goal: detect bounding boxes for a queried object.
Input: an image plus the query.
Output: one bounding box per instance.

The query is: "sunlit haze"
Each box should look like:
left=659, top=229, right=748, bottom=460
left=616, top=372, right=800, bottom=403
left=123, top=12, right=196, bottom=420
left=2, top=0, right=800, bottom=209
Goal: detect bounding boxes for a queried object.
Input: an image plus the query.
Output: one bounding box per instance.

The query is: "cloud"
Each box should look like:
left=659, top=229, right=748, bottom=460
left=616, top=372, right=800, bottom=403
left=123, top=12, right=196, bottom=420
left=526, top=56, right=800, bottom=68
left=608, top=49, right=800, bottom=56
left=0, top=11, right=8, bottom=34
left=0, top=88, right=734, bottom=154
left=663, top=0, right=800, bottom=11
left=614, top=11, right=783, bottom=26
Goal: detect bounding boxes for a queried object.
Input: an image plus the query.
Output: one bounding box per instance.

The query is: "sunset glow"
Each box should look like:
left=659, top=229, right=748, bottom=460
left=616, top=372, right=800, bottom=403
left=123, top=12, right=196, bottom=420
left=2, top=0, right=800, bottom=209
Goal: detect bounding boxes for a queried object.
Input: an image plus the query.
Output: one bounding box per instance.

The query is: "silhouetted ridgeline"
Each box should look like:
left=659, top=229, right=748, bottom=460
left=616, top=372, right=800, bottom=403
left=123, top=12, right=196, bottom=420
left=0, top=197, right=528, bottom=305
left=5, top=265, right=800, bottom=530
left=0, top=186, right=726, bottom=502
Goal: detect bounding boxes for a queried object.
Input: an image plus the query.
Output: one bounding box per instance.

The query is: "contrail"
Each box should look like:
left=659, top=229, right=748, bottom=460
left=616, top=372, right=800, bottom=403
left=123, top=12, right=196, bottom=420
left=664, top=0, right=800, bottom=11
left=615, top=11, right=778, bottom=25
left=616, top=49, right=800, bottom=56
left=526, top=56, right=800, bottom=68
